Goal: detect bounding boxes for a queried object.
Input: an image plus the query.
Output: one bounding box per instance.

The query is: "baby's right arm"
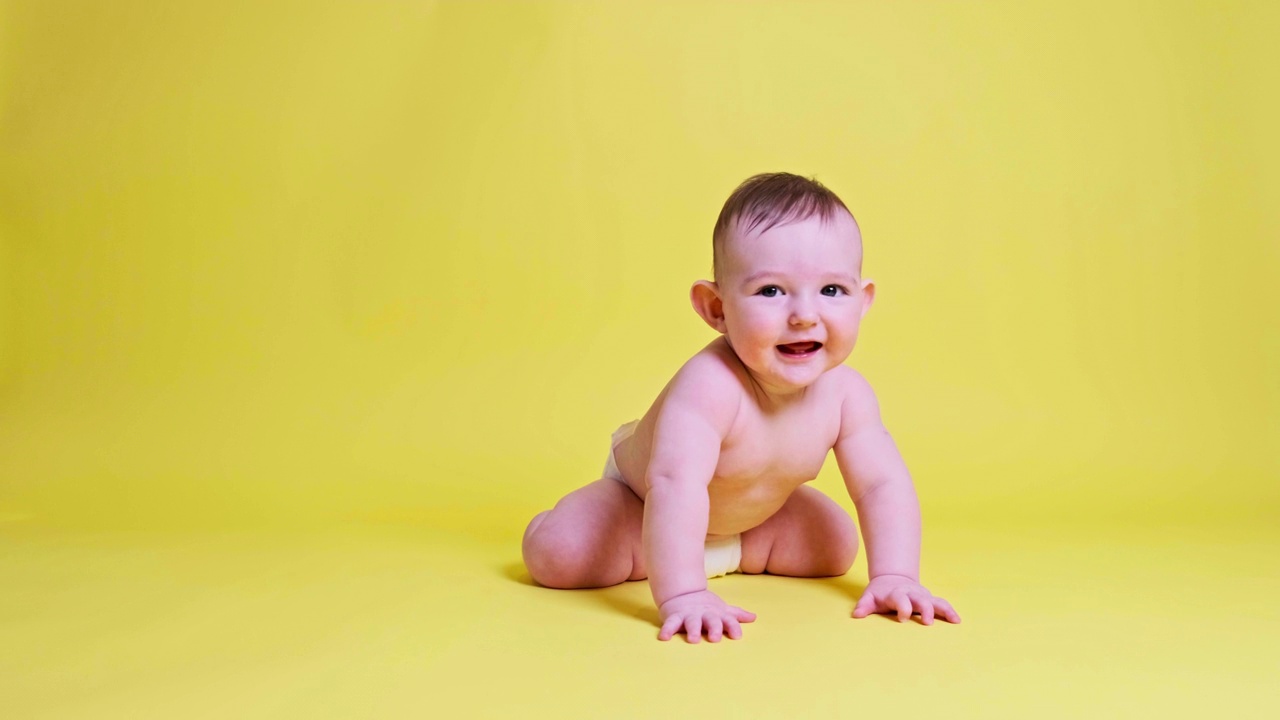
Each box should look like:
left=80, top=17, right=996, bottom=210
left=643, top=356, right=755, bottom=642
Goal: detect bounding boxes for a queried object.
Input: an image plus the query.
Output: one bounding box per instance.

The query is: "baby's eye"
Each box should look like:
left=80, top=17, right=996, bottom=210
left=821, top=285, right=847, bottom=297
left=757, top=285, right=783, bottom=298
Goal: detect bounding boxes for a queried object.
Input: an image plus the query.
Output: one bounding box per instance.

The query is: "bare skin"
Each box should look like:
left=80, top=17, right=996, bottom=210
left=523, top=212, right=960, bottom=642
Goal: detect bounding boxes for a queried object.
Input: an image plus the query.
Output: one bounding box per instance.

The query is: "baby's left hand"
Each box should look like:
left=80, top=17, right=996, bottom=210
left=852, top=574, right=961, bottom=625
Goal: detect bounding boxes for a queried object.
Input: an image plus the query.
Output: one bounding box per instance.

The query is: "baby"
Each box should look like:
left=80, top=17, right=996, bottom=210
left=522, top=173, right=960, bottom=642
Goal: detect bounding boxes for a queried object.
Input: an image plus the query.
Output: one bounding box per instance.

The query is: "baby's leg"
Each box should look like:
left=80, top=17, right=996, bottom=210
left=522, top=478, right=646, bottom=588
left=738, top=485, right=858, bottom=577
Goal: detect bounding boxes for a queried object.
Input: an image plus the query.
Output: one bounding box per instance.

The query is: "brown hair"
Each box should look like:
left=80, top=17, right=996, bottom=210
left=712, top=172, right=852, bottom=279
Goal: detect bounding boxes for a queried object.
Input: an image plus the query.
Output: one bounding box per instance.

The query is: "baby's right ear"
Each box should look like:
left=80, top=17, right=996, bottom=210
left=690, top=280, right=727, bottom=334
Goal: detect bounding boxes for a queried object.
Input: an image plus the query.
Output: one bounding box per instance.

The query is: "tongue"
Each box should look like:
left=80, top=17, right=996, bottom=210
left=780, top=342, right=819, bottom=354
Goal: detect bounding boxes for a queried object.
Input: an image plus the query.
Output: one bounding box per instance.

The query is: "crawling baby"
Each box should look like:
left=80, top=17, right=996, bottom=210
left=522, top=172, right=960, bottom=642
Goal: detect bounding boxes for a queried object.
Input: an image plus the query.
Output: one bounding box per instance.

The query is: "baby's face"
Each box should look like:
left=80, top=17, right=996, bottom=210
left=715, top=211, right=873, bottom=395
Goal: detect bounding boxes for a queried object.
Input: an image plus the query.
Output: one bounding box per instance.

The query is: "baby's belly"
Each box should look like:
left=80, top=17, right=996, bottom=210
left=704, top=478, right=804, bottom=536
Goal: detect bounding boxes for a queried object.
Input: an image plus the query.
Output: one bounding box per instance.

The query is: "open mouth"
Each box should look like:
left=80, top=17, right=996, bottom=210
left=777, top=341, right=823, bottom=356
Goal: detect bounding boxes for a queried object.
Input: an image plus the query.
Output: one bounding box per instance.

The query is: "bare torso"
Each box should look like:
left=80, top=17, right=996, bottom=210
left=612, top=338, right=848, bottom=536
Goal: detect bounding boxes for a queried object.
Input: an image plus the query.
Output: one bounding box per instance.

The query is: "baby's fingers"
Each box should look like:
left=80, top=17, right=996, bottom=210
left=684, top=615, right=703, bottom=644
left=704, top=614, right=724, bottom=643
left=659, top=614, right=684, bottom=641
left=730, top=605, right=757, bottom=623
left=915, top=594, right=935, bottom=625
left=933, top=597, right=961, bottom=624
left=901, top=589, right=933, bottom=624
left=725, top=616, right=743, bottom=640
left=852, top=591, right=878, bottom=618
left=892, top=589, right=913, bottom=622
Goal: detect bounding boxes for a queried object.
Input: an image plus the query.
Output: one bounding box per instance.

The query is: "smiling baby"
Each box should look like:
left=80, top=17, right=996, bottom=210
left=522, top=173, right=960, bottom=642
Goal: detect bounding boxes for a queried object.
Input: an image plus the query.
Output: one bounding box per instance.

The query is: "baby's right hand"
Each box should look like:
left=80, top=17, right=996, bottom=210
left=657, top=590, right=756, bottom=643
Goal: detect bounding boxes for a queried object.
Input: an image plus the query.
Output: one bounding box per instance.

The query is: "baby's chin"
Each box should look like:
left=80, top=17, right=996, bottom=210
left=743, top=351, right=839, bottom=394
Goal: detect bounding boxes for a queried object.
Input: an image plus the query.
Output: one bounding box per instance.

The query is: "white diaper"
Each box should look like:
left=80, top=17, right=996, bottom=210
left=602, top=420, right=742, bottom=579
left=702, top=534, right=743, bottom=579
left=601, top=420, right=639, bottom=484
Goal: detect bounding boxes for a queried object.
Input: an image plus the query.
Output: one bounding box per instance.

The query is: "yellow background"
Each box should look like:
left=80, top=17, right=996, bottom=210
left=2, top=2, right=1277, bottom=718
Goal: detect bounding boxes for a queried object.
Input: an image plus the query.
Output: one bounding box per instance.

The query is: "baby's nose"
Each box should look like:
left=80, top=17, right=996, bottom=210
left=788, top=304, right=818, bottom=326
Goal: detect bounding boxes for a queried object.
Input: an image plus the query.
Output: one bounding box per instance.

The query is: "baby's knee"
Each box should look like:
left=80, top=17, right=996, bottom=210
left=521, top=511, right=563, bottom=586
left=522, top=511, right=550, bottom=548
left=815, top=501, right=859, bottom=575
left=828, top=514, right=859, bottom=574
left=521, top=516, right=594, bottom=588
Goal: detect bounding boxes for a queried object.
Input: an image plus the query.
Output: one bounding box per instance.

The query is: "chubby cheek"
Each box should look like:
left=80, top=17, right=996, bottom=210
left=726, top=314, right=781, bottom=358
left=828, top=317, right=863, bottom=356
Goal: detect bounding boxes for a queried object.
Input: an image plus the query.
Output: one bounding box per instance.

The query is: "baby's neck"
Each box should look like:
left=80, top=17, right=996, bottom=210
left=716, top=337, right=816, bottom=410
left=747, top=375, right=811, bottom=411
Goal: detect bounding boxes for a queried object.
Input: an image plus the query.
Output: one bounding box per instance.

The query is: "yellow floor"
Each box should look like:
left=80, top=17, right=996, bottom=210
left=4, top=509, right=1276, bottom=719
left=3, top=2, right=1277, bottom=718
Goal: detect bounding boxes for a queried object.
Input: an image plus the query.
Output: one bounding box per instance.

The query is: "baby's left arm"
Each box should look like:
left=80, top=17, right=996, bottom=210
left=833, top=371, right=961, bottom=625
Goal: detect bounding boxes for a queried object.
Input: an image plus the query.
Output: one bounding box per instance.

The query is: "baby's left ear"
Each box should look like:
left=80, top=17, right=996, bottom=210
left=859, top=279, right=876, bottom=317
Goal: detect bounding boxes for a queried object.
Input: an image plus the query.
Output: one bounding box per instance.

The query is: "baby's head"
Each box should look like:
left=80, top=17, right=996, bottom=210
left=693, top=173, right=875, bottom=395
left=711, top=173, right=859, bottom=282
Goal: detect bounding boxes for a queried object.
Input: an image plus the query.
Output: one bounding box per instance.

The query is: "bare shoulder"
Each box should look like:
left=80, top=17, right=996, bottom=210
left=656, top=339, right=745, bottom=435
left=828, top=365, right=885, bottom=439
